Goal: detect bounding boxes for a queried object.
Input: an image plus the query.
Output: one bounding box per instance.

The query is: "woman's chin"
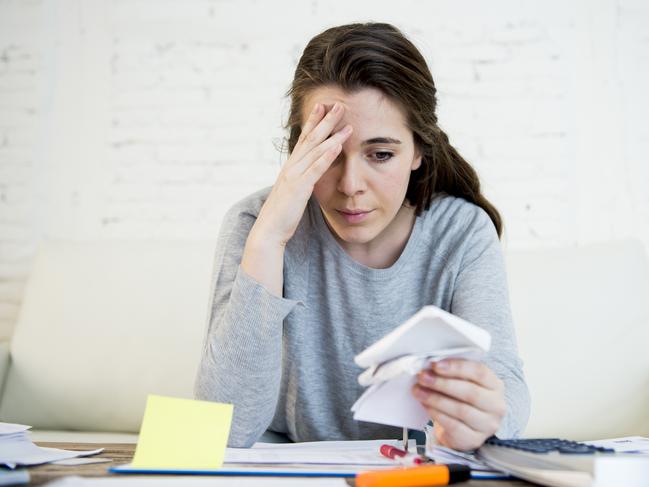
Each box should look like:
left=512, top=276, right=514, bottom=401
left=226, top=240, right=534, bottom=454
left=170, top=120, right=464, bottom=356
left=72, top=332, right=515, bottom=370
left=331, top=224, right=380, bottom=245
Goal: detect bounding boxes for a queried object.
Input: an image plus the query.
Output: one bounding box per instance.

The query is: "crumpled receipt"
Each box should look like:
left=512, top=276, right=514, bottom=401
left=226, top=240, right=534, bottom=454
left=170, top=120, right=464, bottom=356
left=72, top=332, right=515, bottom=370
left=351, top=306, right=491, bottom=431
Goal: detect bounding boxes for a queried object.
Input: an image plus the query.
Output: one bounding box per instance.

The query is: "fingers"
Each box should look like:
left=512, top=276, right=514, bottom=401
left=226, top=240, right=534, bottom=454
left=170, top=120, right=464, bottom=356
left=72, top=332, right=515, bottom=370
left=412, top=384, right=502, bottom=434
left=300, top=140, right=344, bottom=186
left=299, top=102, right=323, bottom=144
left=290, top=124, right=352, bottom=176
left=430, top=359, right=504, bottom=391
left=412, top=360, right=507, bottom=449
left=291, top=102, right=348, bottom=163
left=429, top=409, right=486, bottom=451
left=416, top=369, right=503, bottom=413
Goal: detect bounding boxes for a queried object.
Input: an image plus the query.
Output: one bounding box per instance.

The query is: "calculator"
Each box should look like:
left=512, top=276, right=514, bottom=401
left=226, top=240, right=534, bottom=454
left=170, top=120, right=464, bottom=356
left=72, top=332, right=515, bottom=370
left=477, top=437, right=621, bottom=487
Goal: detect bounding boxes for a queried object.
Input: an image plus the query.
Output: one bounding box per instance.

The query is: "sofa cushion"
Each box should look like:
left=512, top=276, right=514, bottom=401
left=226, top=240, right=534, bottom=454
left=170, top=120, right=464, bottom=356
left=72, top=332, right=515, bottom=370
left=506, top=240, right=649, bottom=440
left=0, top=240, right=215, bottom=432
left=2, top=239, right=648, bottom=441
left=29, top=430, right=138, bottom=444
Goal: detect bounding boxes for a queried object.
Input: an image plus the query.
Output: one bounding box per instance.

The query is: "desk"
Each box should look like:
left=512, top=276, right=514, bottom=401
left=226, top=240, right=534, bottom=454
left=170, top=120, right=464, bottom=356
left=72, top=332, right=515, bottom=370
left=31, top=442, right=531, bottom=486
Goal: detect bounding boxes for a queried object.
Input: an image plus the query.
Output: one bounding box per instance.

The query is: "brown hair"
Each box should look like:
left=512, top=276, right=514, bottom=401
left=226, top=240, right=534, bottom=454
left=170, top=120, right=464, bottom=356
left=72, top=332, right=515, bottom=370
left=283, top=22, right=503, bottom=237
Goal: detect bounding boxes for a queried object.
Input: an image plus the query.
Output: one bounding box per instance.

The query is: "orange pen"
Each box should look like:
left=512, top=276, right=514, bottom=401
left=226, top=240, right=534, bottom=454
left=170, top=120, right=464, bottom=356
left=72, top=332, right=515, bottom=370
left=356, top=463, right=471, bottom=487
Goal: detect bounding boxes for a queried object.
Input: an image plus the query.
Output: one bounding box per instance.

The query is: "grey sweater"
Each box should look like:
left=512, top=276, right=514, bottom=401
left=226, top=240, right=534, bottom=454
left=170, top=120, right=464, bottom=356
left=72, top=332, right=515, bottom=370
left=194, top=187, right=530, bottom=447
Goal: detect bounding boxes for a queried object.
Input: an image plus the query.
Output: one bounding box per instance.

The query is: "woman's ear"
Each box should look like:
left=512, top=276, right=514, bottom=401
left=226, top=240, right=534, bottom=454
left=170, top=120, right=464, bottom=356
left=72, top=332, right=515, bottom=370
left=411, top=150, right=423, bottom=171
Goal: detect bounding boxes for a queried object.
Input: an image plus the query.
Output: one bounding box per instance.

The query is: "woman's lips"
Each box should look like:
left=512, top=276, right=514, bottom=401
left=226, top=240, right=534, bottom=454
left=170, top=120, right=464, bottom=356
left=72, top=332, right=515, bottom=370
left=337, top=209, right=373, bottom=224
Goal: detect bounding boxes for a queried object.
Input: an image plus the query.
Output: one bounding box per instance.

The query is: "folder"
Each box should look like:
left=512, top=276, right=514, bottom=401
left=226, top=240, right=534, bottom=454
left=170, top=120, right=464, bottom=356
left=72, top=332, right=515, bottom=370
left=110, top=463, right=365, bottom=477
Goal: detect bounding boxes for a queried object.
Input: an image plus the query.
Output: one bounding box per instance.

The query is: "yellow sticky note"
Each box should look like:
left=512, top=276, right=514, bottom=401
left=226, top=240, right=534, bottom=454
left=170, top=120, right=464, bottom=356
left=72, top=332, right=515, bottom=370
left=131, top=394, right=233, bottom=469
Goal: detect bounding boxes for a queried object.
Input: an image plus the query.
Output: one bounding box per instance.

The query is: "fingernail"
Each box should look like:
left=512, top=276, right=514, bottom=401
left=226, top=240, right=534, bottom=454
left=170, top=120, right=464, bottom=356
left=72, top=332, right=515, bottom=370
left=436, top=361, right=449, bottom=371
left=341, top=125, right=353, bottom=135
left=332, top=103, right=341, bottom=113
left=312, top=103, right=320, bottom=114
left=420, top=373, right=434, bottom=386
left=413, top=387, right=427, bottom=400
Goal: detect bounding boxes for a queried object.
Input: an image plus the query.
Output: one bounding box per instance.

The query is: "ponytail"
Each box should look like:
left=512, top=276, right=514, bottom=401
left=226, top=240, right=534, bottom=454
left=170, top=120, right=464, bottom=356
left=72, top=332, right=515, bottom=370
left=407, top=127, right=502, bottom=238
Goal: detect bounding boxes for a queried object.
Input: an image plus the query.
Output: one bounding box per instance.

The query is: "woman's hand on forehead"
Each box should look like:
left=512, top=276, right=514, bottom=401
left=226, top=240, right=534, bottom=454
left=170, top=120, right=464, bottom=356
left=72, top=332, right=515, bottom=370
left=248, top=101, right=354, bottom=247
left=241, top=102, right=353, bottom=296
left=292, top=104, right=350, bottom=160
left=304, top=96, right=351, bottom=132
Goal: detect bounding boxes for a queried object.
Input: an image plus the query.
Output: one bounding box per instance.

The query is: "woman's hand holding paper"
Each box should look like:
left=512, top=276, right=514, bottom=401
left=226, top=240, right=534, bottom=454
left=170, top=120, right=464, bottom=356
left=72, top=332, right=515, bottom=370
left=412, top=358, right=506, bottom=451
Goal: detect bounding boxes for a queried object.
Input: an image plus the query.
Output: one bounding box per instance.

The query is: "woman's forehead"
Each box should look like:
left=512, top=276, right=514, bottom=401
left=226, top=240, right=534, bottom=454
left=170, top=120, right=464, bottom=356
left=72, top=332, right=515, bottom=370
left=301, top=86, right=409, bottom=133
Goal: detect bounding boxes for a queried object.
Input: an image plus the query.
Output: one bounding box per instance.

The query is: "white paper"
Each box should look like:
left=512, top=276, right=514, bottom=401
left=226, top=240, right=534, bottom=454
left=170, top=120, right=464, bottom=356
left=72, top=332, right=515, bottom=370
left=352, top=306, right=490, bottom=430
left=427, top=445, right=495, bottom=471
left=354, top=306, right=491, bottom=368
left=357, top=348, right=478, bottom=387
left=424, top=424, right=501, bottom=473
left=224, top=439, right=416, bottom=465
left=45, top=475, right=348, bottom=487
left=0, top=422, right=31, bottom=435
left=353, top=374, right=430, bottom=430
left=0, top=468, right=30, bottom=485
left=0, top=422, right=103, bottom=469
left=585, top=436, right=649, bottom=454
left=593, top=456, right=649, bottom=487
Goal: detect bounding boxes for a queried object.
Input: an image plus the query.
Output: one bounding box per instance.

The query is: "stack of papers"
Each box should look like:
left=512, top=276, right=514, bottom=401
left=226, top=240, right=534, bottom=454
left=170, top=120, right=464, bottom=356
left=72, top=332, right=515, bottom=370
left=0, top=468, right=29, bottom=486
left=113, top=439, right=417, bottom=476
left=0, top=422, right=103, bottom=469
left=224, top=439, right=417, bottom=467
left=48, top=475, right=349, bottom=487
left=351, top=306, right=491, bottom=430
left=423, top=424, right=506, bottom=479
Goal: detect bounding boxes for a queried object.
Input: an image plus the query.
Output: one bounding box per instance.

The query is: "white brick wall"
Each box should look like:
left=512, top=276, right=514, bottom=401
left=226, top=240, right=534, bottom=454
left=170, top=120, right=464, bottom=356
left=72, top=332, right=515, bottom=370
left=0, top=0, right=44, bottom=339
left=0, top=0, right=648, bottom=339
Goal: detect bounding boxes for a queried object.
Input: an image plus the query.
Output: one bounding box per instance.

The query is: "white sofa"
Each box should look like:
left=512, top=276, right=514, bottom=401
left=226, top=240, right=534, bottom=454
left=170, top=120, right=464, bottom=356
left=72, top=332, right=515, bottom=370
left=0, top=239, right=648, bottom=443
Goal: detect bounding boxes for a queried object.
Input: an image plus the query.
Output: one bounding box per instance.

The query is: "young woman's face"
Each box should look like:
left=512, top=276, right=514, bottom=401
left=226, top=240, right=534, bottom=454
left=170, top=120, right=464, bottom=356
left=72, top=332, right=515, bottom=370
left=302, top=86, right=422, bottom=246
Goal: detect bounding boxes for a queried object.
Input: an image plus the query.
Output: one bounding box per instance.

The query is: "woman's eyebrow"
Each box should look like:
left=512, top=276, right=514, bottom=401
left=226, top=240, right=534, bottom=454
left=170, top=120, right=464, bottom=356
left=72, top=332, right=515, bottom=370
left=361, top=137, right=402, bottom=146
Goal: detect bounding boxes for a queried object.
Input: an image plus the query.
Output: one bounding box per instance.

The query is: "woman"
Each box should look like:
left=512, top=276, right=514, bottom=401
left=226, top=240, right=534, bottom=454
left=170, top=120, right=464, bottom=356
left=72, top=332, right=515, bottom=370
left=195, top=22, right=530, bottom=451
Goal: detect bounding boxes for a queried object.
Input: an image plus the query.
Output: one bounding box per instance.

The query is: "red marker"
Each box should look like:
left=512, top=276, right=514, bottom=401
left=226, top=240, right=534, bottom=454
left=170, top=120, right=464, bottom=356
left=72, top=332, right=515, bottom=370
left=380, top=444, right=408, bottom=458
left=380, top=444, right=423, bottom=464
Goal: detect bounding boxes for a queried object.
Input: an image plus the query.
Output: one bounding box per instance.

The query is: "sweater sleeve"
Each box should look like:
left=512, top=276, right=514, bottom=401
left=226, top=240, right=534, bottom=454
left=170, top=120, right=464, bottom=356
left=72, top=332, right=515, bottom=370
left=449, top=209, right=530, bottom=439
left=194, top=200, right=301, bottom=447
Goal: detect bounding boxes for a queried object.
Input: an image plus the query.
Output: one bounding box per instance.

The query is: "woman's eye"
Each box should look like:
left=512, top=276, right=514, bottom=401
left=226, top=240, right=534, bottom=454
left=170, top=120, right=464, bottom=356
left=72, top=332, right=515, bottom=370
left=371, top=151, right=394, bottom=163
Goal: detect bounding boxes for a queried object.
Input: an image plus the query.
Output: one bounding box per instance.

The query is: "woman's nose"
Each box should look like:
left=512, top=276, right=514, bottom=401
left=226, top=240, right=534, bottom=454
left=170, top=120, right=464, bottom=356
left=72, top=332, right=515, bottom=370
left=336, top=157, right=367, bottom=196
